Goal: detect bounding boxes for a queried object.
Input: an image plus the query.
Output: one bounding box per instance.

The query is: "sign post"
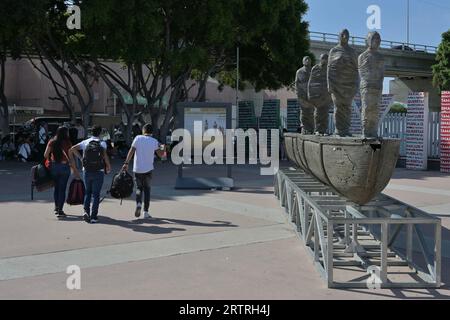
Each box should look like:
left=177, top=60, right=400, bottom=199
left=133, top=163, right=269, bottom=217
left=175, top=102, right=234, bottom=190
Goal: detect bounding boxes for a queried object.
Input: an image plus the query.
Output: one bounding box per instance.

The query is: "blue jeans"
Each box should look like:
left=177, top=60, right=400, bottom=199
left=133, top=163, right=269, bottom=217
left=51, top=163, right=71, bottom=211
left=83, top=171, right=104, bottom=219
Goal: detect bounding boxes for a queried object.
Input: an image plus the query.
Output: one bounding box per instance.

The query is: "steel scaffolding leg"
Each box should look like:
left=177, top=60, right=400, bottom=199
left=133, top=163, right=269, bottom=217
left=274, top=168, right=442, bottom=289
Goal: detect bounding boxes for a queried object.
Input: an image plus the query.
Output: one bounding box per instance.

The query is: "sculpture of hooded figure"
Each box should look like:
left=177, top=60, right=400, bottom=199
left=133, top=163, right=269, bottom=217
left=295, top=56, right=315, bottom=134
left=308, top=53, right=332, bottom=135
left=327, top=29, right=359, bottom=137
left=359, top=31, right=385, bottom=138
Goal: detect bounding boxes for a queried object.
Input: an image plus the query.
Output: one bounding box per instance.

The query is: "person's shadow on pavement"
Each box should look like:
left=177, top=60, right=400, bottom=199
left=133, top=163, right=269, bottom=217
left=58, top=215, right=238, bottom=235
left=84, top=216, right=187, bottom=234
left=149, top=218, right=238, bottom=228
left=57, top=215, right=184, bottom=234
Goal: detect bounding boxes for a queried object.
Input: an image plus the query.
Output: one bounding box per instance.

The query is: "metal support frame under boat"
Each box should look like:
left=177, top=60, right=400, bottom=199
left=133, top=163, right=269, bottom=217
left=274, top=168, right=442, bottom=289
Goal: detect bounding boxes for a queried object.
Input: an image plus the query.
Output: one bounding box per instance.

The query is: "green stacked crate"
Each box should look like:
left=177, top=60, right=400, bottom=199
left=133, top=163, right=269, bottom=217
left=260, top=99, right=281, bottom=130
left=238, top=101, right=257, bottom=130
left=259, top=99, right=281, bottom=155
left=287, top=99, right=300, bottom=132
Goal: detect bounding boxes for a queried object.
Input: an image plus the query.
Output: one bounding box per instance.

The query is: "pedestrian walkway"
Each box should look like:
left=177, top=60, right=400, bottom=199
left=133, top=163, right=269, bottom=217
left=0, top=161, right=449, bottom=299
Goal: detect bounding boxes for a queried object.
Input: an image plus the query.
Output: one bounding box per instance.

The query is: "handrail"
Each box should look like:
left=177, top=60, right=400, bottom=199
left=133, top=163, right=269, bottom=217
left=309, top=31, right=437, bottom=54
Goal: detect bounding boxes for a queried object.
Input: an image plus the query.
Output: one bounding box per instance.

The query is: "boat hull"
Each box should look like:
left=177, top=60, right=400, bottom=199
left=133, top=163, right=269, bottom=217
left=284, top=134, right=401, bottom=205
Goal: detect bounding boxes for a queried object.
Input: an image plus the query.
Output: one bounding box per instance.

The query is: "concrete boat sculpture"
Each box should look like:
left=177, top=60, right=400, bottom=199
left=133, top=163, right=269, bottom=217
left=284, top=133, right=401, bottom=205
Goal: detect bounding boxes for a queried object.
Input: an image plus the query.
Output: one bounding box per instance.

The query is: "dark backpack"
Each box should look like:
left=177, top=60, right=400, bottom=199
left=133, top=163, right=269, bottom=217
left=31, top=163, right=54, bottom=193
left=83, top=140, right=104, bottom=172
left=109, top=171, right=134, bottom=203
left=66, top=179, right=85, bottom=206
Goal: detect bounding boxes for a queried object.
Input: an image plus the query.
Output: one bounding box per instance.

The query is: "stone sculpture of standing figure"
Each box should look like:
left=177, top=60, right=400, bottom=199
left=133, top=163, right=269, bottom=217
left=327, top=29, right=359, bottom=136
left=359, top=31, right=385, bottom=138
left=296, top=56, right=315, bottom=134
left=308, top=54, right=332, bottom=135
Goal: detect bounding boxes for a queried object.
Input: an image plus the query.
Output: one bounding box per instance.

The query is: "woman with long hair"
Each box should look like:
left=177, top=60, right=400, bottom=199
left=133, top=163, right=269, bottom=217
left=44, top=126, right=74, bottom=218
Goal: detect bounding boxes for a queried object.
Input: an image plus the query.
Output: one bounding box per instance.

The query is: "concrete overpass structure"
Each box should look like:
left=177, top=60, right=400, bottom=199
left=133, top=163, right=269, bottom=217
left=3, top=31, right=442, bottom=122
left=309, top=32, right=441, bottom=111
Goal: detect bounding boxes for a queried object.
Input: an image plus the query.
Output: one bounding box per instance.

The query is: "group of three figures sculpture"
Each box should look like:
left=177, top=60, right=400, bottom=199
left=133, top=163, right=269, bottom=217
left=287, top=29, right=401, bottom=206
left=296, top=29, right=385, bottom=138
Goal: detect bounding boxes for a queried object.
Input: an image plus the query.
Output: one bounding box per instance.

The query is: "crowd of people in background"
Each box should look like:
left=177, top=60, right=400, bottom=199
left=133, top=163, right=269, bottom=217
left=0, top=126, right=45, bottom=163
left=0, top=116, right=168, bottom=224
left=0, top=119, right=127, bottom=163
left=2, top=119, right=289, bottom=164
left=1, top=121, right=50, bottom=162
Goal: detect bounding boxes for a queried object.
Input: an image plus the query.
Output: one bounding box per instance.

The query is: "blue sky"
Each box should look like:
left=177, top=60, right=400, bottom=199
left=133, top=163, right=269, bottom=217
left=304, top=0, right=450, bottom=47
left=304, top=0, right=450, bottom=93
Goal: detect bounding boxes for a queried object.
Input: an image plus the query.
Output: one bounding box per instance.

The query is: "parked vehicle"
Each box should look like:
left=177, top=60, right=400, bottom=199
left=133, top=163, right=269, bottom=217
left=392, top=44, right=414, bottom=51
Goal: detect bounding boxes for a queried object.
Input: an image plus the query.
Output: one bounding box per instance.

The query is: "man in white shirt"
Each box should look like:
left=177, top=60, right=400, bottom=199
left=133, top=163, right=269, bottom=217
left=18, top=137, right=32, bottom=162
left=122, top=124, right=166, bottom=219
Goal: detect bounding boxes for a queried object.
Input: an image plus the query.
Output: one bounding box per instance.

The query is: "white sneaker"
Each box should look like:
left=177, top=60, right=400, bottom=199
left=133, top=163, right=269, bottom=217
left=143, top=212, right=152, bottom=219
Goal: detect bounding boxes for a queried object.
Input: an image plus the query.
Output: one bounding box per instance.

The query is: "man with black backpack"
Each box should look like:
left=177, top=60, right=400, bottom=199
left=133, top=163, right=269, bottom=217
left=69, top=125, right=111, bottom=224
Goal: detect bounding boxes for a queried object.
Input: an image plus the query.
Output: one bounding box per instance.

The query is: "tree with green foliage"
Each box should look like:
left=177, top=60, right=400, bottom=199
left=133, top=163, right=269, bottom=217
left=80, top=0, right=311, bottom=143
left=27, top=0, right=99, bottom=134
left=226, top=0, right=311, bottom=91
left=81, top=0, right=172, bottom=143
left=432, top=30, right=450, bottom=92
left=389, top=102, right=407, bottom=114
left=159, top=0, right=311, bottom=140
left=182, top=0, right=311, bottom=100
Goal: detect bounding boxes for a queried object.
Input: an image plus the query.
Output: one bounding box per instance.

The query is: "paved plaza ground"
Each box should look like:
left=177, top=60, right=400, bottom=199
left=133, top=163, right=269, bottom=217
left=0, top=160, right=449, bottom=300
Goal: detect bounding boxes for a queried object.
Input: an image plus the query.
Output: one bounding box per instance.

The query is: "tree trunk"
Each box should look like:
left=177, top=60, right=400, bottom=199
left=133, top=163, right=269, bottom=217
left=0, top=99, right=8, bottom=139
left=28, top=47, right=78, bottom=122
left=0, top=56, right=9, bottom=138
left=125, top=66, right=138, bottom=146
left=94, top=60, right=131, bottom=142
left=79, top=94, right=93, bottom=138
left=160, top=79, right=183, bottom=142
left=0, top=91, right=9, bottom=139
left=151, top=112, right=161, bottom=140
left=82, top=109, right=90, bottom=138
left=196, top=77, right=208, bottom=102
left=124, top=112, right=133, bottom=146
left=69, top=109, right=76, bottom=125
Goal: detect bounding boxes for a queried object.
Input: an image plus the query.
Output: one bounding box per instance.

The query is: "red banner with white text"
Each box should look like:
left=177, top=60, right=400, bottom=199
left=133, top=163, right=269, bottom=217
left=441, top=91, right=450, bottom=173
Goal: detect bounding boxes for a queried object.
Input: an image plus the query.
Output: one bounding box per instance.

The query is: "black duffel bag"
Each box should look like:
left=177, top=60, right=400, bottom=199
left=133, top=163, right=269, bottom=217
left=109, top=171, right=134, bottom=204
left=31, top=162, right=54, bottom=199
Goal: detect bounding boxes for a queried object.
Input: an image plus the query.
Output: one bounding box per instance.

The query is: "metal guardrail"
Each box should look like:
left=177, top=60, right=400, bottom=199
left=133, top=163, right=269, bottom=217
left=309, top=31, right=437, bottom=54
left=274, top=168, right=442, bottom=289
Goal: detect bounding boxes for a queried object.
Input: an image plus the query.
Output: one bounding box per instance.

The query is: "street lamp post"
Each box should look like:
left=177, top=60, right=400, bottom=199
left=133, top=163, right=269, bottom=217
left=236, top=44, right=240, bottom=129
left=407, top=0, right=410, bottom=45
left=12, top=104, right=16, bottom=145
